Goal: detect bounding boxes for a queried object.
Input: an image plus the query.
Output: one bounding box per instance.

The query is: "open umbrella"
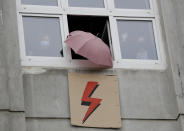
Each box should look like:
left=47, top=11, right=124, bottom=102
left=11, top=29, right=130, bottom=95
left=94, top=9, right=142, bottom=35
left=64, top=31, right=113, bottom=67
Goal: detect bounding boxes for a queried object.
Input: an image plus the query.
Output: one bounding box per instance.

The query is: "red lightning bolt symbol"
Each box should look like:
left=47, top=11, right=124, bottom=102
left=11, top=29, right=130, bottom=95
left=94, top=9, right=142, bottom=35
left=81, top=81, right=102, bottom=124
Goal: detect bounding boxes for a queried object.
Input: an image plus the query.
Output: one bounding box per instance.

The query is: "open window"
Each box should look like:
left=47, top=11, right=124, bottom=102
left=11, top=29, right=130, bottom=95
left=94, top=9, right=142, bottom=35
left=18, top=0, right=165, bottom=69
left=67, top=15, right=113, bottom=60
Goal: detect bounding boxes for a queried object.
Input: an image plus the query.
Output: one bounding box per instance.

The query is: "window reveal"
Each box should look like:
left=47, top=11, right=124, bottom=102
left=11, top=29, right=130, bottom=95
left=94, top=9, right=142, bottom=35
left=67, top=15, right=112, bottom=59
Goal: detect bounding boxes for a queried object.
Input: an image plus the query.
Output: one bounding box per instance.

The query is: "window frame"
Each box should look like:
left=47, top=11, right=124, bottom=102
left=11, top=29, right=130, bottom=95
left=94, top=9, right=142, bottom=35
left=16, top=0, right=166, bottom=70
left=110, top=17, right=165, bottom=69
left=18, top=13, right=71, bottom=67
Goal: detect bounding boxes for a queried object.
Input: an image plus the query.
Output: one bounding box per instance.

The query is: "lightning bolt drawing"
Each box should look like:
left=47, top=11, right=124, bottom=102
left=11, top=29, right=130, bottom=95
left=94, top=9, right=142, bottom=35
left=81, top=81, right=102, bottom=124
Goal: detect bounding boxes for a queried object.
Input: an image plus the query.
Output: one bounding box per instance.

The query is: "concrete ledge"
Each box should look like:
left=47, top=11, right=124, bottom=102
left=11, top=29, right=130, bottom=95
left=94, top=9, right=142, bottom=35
left=26, top=118, right=182, bottom=131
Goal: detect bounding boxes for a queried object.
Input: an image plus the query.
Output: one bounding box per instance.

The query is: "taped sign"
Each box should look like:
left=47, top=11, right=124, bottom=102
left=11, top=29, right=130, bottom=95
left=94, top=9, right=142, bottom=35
left=68, top=72, right=121, bottom=128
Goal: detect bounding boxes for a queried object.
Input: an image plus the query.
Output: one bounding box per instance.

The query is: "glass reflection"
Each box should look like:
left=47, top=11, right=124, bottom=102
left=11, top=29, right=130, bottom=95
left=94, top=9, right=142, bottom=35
left=114, top=0, right=150, bottom=9
left=21, top=0, right=58, bottom=6
left=23, top=16, right=63, bottom=57
left=68, top=0, right=104, bottom=8
left=117, top=20, right=158, bottom=60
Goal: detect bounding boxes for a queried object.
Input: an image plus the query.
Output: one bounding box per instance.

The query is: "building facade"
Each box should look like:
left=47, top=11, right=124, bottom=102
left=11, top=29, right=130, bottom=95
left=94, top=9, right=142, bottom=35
left=0, top=0, right=184, bottom=131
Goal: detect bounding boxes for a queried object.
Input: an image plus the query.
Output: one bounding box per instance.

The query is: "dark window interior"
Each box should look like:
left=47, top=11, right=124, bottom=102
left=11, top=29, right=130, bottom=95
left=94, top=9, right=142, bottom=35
left=67, top=15, right=111, bottom=59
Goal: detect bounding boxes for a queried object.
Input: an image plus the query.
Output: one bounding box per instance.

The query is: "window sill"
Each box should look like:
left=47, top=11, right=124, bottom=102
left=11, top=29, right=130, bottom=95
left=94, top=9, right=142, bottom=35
left=21, top=58, right=167, bottom=74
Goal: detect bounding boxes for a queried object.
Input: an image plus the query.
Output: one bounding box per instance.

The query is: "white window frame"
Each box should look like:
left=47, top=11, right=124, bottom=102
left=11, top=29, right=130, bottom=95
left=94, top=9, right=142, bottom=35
left=110, top=17, right=165, bottom=70
left=16, top=0, right=166, bottom=70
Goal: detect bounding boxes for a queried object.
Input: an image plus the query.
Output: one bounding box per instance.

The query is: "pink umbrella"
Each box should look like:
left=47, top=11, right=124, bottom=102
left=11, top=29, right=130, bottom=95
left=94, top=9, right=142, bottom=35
left=64, top=31, right=113, bottom=67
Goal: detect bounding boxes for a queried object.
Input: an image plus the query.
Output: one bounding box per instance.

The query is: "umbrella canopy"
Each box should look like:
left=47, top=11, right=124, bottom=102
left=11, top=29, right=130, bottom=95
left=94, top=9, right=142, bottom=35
left=64, top=31, right=113, bottom=67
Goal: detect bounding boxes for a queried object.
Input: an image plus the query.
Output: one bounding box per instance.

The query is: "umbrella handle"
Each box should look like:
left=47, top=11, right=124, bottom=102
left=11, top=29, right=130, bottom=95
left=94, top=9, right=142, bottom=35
left=60, top=49, right=63, bottom=57
left=67, top=34, right=72, bottom=38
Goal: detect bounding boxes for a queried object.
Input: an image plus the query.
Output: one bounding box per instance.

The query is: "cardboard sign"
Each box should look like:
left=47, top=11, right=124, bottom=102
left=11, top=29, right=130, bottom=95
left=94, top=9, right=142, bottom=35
left=68, top=72, right=121, bottom=128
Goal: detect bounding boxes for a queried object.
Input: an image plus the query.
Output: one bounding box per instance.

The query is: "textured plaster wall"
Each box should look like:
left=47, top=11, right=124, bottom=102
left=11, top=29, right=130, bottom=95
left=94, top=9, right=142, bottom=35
left=0, top=3, right=2, bottom=25
left=23, top=69, right=178, bottom=119
left=158, top=0, right=184, bottom=114
left=172, top=0, right=184, bottom=114
left=0, top=0, right=2, bottom=10
left=0, top=0, right=184, bottom=131
left=0, top=0, right=26, bottom=130
left=26, top=119, right=182, bottom=131
left=0, top=0, right=9, bottom=110
left=2, top=0, right=24, bottom=111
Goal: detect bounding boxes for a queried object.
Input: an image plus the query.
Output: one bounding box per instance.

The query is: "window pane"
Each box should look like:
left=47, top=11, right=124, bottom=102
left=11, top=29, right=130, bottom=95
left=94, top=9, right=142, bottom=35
left=21, top=0, right=58, bottom=6
left=114, top=0, right=150, bottom=9
left=117, top=20, right=158, bottom=60
left=67, top=15, right=111, bottom=59
left=23, top=16, right=63, bottom=57
left=68, top=0, right=104, bottom=8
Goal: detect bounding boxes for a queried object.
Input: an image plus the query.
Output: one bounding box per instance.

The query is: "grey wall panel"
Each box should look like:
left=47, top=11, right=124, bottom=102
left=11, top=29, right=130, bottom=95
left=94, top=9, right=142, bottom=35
left=26, top=118, right=181, bottom=131
left=117, top=70, right=178, bottom=119
left=0, top=1, right=9, bottom=109
left=0, top=112, right=9, bottom=131
left=180, top=115, right=184, bottom=131
left=0, top=31, right=9, bottom=109
left=23, top=70, right=70, bottom=118
left=0, top=10, right=2, bottom=25
left=23, top=69, right=178, bottom=119
left=9, top=112, right=26, bottom=131
left=172, top=0, right=184, bottom=114
left=0, top=0, right=2, bottom=25
left=0, top=0, right=2, bottom=9
left=0, top=112, right=26, bottom=131
left=158, top=0, right=184, bottom=114
left=0, top=66, right=9, bottom=109
left=2, top=0, right=24, bottom=111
